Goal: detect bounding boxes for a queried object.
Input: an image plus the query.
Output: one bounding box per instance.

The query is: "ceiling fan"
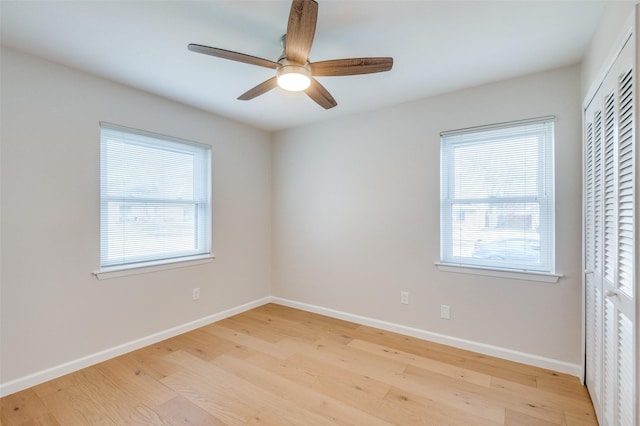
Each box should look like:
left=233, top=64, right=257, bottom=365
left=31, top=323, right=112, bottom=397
left=188, top=0, right=393, bottom=109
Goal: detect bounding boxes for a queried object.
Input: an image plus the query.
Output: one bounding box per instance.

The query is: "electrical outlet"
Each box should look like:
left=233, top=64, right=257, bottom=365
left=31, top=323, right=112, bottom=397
left=400, top=291, right=409, bottom=305
left=440, top=304, right=450, bottom=320
left=192, top=287, right=200, bottom=300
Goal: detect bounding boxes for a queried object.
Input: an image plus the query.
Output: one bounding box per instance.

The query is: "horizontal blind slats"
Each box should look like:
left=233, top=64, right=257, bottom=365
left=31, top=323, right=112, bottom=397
left=100, top=124, right=211, bottom=269
left=440, top=118, right=554, bottom=273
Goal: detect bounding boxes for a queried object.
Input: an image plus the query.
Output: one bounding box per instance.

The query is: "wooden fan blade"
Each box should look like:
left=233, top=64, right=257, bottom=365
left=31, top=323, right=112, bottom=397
left=285, top=0, right=318, bottom=64
left=310, top=58, right=394, bottom=76
left=305, top=78, right=337, bottom=109
left=188, top=44, right=278, bottom=69
left=238, top=77, right=278, bottom=100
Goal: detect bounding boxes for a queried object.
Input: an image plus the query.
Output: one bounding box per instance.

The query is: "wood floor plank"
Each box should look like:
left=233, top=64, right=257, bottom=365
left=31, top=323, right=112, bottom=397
left=155, top=395, right=227, bottom=425
left=349, top=338, right=492, bottom=387
left=239, top=351, right=319, bottom=388
left=216, top=315, right=287, bottom=344
left=214, top=353, right=392, bottom=426
left=405, top=364, right=567, bottom=425
left=384, top=386, right=502, bottom=426
left=396, top=364, right=507, bottom=423
left=564, top=409, right=600, bottom=426
left=60, top=365, right=168, bottom=425
left=162, top=350, right=336, bottom=426
left=93, top=356, right=176, bottom=407
left=291, top=339, right=508, bottom=423
left=160, top=362, right=258, bottom=424
left=255, top=304, right=361, bottom=331
left=291, top=347, right=506, bottom=424
left=0, top=388, right=53, bottom=426
left=297, top=337, right=408, bottom=376
left=246, top=307, right=359, bottom=345
left=535, top=372, right=592, bottom=400
left=33, top=370, right=122, bottom=425
left=354, top=325, right=540, bottom=387
left=201, top=323, right=304, bottom=360
left=1, top=303, right=597, bottom=425
left=169, top=327, right=244, bottom=360
left=490, top=376, right=597, bottom=421
left=504, top=408, right=563, bottom=426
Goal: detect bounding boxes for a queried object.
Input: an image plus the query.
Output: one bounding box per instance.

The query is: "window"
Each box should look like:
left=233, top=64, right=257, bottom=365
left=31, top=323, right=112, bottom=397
left=100, top=123, right=211, bottom=271
left=440, top=117, right=555, bottom=273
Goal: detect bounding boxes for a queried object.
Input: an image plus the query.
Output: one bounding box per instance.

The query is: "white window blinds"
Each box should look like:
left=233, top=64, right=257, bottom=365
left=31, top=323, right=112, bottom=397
left=100, top=123, right=211, bottom=269
left=440, top=117, right=555, bottom=273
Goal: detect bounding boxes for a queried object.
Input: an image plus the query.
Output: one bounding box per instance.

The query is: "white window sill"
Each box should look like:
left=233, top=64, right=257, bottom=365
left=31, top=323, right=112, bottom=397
left=435, top=262, right=562, bottom=283
left=95, top=255, right=215, bottom=280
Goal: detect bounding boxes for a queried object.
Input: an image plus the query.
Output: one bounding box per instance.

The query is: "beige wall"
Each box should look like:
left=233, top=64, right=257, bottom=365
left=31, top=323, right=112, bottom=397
left=0, top=48, right=272, bottom=385
left=272, top=65, right=584, bottom=368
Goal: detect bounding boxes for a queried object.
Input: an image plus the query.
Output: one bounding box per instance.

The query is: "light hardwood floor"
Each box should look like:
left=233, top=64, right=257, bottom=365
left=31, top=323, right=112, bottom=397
left=1, top=303, right=597, bottom=425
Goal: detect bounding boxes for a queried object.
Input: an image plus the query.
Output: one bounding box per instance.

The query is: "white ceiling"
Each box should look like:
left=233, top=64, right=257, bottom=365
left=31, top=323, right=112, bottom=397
left=1, top=0, right=606, bottom=131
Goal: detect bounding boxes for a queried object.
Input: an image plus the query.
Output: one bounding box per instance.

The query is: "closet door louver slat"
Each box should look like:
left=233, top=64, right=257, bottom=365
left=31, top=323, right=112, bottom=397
left=617, top=314, right=634, bottom=426
left=617, top=68, right=634, bottom=299
left=604, top=93, right=617, bottom=289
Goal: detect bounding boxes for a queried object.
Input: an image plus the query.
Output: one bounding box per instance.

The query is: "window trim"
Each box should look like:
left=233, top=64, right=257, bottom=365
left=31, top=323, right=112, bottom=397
left=98, top=122, right=212, bottom=274
left=94, top=254, right=215, bottom=280
left=434, top=262, right=562, bottom=283
left=439, top=116, right=556, bottom=274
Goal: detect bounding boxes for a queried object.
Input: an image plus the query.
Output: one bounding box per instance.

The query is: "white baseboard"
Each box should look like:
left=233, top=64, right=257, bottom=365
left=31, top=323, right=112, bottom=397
left=0, top=297, right=272, bottom=397
left=1, top=295, right=582, bottom=397
left=271, top=297, right=583, bottom=378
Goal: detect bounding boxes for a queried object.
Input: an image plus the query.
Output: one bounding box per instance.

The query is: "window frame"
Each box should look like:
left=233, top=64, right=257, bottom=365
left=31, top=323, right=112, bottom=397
left=98, top=122, right=212, bottom=276
left=439, top=116, right=556, bottom=275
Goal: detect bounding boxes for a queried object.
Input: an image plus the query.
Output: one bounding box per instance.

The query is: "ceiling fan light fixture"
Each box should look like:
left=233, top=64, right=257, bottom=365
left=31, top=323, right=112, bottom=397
left=276, top=61, right=311, bottom=91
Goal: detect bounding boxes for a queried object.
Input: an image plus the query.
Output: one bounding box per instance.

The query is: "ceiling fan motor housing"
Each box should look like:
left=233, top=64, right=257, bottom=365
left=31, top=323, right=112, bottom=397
left=276, top=59, right=312, bottom=91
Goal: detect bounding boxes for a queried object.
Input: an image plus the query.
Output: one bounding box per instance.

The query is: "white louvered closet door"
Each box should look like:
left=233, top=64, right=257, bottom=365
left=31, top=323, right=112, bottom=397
left=584, top=31, right=637, bottom=426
